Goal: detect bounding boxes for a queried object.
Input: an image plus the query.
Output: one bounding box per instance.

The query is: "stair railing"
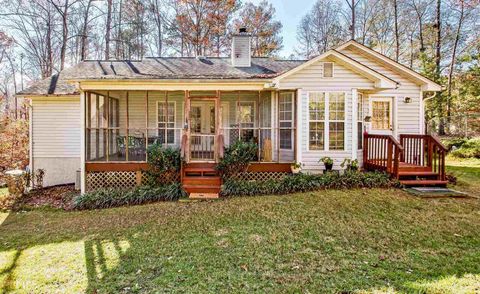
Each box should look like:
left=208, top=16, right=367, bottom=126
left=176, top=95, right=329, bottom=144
left=400, top=134, right=447, bottom=181
left=363, top=133, right=403, bottom=178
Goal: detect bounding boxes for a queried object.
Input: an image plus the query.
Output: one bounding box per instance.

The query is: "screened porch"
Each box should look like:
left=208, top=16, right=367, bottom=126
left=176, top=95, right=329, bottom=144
left=85, top=90, right=297, bottom=164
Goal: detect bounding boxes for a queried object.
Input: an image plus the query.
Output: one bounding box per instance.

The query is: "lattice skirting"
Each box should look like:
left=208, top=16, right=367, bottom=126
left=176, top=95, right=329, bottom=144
left=86, top=170, right=180, bottom=192
left=234, top=171, right=291, bottom=182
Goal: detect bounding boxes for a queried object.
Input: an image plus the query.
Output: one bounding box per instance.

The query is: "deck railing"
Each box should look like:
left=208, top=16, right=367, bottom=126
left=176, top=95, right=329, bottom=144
left=400, top=134, right=447, bottom=181
left=363, top=133, right=403, bottom=178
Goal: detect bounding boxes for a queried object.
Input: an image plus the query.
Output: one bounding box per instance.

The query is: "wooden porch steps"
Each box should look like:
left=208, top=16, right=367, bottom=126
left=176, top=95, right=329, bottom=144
left=182, top=163, right=221, bottom=198
left=363, top=133, right=448, bottom=188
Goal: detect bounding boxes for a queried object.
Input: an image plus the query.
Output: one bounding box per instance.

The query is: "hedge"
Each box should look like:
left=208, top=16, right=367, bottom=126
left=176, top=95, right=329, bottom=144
left=221, top=171, right=400, bottom=197
left=73, top=183, right=186, bottom=210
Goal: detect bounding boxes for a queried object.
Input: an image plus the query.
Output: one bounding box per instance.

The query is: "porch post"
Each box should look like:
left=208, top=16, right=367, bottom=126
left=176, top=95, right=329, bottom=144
left=351, top=88, right=358, bottom=160
left=295, top=89, right=302, bottom=164
left=80, top=90, right=86, bottom=194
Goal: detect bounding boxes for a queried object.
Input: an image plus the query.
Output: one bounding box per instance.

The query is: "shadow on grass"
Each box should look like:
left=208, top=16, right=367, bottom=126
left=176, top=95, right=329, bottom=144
left=0, top=191, right=478, bottom=292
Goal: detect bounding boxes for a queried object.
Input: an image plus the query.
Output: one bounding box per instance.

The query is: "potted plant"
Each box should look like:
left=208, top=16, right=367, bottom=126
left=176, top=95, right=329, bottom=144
left=341, top=158, right=359, bottom=171
left=290, top=161, right=302, bottom=174
left=319, top=157, right=334, bottom=171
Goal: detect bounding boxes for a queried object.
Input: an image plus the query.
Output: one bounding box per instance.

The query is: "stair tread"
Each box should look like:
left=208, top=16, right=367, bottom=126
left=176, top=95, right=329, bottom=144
left=184, top=167, right=217, bottom=172
left=400, top=180, right=448, bottom=186
left=189, top=193, right=219, bottom=199
left=398, top=171, right=438, bottom=176
left=183, top=184, right=221, bottom=188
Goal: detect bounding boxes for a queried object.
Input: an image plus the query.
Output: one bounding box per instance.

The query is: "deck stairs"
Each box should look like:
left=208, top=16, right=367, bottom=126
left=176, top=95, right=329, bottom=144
left=182, top=163, right=221, bottom=199
left=363, top=134, right=448, bottom=187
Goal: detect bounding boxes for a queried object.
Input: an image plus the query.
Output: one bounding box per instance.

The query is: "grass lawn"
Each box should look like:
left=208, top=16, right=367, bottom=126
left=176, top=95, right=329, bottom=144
left=0, top=161, right=479, bottom=293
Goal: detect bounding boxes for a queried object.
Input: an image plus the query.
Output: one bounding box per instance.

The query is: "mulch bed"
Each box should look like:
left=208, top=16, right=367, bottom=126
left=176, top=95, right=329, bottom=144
left=0, top=185, right=79, bottom=211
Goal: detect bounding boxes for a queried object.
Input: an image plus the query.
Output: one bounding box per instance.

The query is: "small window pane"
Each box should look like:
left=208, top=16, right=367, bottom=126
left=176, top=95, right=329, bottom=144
left=239, top=102, right=255, bottom=128
left=329, top=122, right=344, bottom=150
left=280, top=129, right=292, bottom=149
left=323, top=62, right=333, bottom=77
left=309, top=92, right=325, bottom=120
left=309, top=122, right=324, bottom=150
left=158, top=102, right=175, bottom=144
left=329, top=93, right=345, bottom=121
left=358, top=121, right=363, bottom=150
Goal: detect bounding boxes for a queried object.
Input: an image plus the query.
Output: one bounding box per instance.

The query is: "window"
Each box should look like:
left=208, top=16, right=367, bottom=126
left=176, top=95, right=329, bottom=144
left=357, top=94, right=364, bottom=150
left=308, top=92, right=325, bottom=150
left=279, top=92, right=294, bottom=149
left=239, top=101, right=255, bottom=128
left=329, top=92, right=345, bottom=150
left=323, top=62, right=334, bottom=78
left=238, top=101, right=255, bottom=141
left=372, top=101, right=391, bottom=130
left=158, top=102, right=175, bottom=144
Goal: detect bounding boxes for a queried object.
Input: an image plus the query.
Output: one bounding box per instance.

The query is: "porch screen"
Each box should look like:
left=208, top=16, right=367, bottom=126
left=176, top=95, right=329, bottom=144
left=85, top=91, right=182, bottom=162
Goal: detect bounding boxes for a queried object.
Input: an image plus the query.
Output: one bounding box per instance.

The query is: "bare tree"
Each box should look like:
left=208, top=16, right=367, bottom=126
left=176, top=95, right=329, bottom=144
left=105, top=0, right=112, bottom=59
left=345, top=0, right=360, bottom=40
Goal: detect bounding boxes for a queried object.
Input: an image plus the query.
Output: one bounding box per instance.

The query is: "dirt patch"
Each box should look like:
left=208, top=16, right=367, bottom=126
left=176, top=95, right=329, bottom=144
left=0, top=185, right=79, bottom=211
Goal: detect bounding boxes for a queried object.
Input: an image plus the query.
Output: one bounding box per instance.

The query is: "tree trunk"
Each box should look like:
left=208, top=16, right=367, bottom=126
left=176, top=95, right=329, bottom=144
left=435, top=0, right=444, bottom=135
left=393, top=0, right=399, bottom=62
left=349, top=0, right=356, bottom=40
left=105, top=0, right=112, bottom=60
left=60, top=0, right=69, bottom=70
left=81, top=0, right=93, bottom=61
left=446, top=2, right=464, bottom=119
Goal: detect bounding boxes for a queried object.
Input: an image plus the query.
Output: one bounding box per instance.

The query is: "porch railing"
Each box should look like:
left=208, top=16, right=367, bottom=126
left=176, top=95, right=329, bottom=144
left=400, top=134, right=447, bottom=181
left=190, top=134, right=215, bottom=161
left=363, top=133, right=403, bottom=178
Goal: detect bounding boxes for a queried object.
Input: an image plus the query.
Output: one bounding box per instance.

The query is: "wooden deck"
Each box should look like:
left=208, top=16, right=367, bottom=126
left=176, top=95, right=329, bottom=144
left=364, top=133, right=448, bottom=187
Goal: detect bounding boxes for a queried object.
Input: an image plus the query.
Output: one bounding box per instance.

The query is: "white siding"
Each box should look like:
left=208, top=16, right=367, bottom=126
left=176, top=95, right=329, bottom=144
left=32, top=98, right=81, bottom=157
left=278, top=58, right=373, bottom=171
left=340, top=47, right=423, bottom=135
left=32, top=97, right=81, bottom=186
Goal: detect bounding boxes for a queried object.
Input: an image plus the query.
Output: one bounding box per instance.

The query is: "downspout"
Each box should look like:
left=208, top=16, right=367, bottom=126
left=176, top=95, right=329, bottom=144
left=28, top=101, right=34, bottom=188
left=422, top=92, right=436, bottom=134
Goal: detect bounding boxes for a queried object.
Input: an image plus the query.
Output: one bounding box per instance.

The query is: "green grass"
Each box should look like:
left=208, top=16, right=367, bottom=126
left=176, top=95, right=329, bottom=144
left=446, top=156, right=480, bottom=195
left=0, top=161, right=479, bottom=293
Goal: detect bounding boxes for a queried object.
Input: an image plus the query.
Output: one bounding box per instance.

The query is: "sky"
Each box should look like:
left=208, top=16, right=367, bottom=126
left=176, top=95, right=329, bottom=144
left=248, top=0, right=313, bottom=57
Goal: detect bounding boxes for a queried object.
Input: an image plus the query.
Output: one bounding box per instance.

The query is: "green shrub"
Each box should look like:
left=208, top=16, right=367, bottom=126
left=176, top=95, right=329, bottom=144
left=450, top=138, right=480, bottom=158
left=146, top=143, right=182, bottom=186
left=442, top=137, right=468, bottom=151
left=221, top=171, right=399, bottom=197
left=73, top=183, right=186, bottom=210
left=216, top=140, right=258, bottom=178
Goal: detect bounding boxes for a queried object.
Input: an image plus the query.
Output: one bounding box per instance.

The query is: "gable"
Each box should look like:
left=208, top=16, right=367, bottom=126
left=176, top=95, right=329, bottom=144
left=274, top=50, right=398, bottom=90
left=277, top=57, right=375, bottom=90
left=337, top=41, right=442, bottom=91
left=339, top=47, right=422, bottom=94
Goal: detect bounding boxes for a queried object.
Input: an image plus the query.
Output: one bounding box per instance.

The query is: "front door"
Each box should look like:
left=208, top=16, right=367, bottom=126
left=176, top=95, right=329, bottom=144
left=190, top=100, right=216, bottom=161
left=369, top=97, right=393, bottom=135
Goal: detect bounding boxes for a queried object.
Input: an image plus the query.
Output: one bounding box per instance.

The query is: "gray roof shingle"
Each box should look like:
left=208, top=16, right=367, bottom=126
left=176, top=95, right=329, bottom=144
left=17, top=57, right=305, bottom=96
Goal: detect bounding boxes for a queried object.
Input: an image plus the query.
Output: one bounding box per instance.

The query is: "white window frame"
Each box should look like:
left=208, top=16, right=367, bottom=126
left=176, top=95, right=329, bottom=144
left=307, top=91, right=347, bottom=152
left=279, top=92, right=294, bottom=151
left=307, top=92, right=326, bottom=151
left=357, top=93, right=364, bottom=150
left=323, top=62, right=334, bottom=78
left=157, top=101, right=176, bottom=144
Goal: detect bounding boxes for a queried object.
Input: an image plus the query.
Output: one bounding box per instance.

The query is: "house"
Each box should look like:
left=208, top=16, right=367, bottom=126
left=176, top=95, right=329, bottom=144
left=17, top=30, right=447, bottom=196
